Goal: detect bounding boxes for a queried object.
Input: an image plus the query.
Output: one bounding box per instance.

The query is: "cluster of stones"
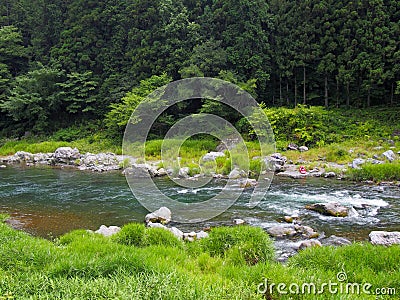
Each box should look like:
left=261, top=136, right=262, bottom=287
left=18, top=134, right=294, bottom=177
left=90, top=204, right=400, bottom=263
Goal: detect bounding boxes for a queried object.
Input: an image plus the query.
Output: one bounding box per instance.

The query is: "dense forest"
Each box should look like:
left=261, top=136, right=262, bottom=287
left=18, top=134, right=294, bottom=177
left=0, top=0, right=399, bottom=136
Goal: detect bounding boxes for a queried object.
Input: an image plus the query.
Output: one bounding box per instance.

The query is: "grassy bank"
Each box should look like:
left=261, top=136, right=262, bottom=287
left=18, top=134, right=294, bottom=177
left=1, top=106, right=399, bottom=181
left=0, top=215, right=398, bottom=299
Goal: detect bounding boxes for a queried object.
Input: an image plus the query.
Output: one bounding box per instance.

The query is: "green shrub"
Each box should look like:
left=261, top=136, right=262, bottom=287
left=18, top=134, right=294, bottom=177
left=201, top=226, right=274, bottom=265
left=144, top=227, right=183, bottom=248
left=58, top=229, right=94, bottom=245
left=347, top=162, right=400, bottom=182
left=113, top=223, right=146, bottom=247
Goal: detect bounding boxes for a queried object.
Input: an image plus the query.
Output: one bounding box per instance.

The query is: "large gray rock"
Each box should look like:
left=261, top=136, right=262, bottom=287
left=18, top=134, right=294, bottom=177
left=95, top=225, right=121, bottom=237
left=202, top=151, right=225, bottom=161
left=168, top=227, right=184, bottom=240
left=298, top=239, right=322, bottom=250
left=287, top=143, right=298, bottom=151
left=15, top=151, right=34, bottom=162
left=351, top=158, right=365, bottom=169
left=267, top=225, right=297, bottom=238
left=369, top=231, right=400, bottom=246
left=321, top=235, right=352, bottom=247
left=145, top=207, right=172, bottom=224
left=54, top=147, right=80, bottom=164
left=306, top=202, right=349, bottom=217
left=178, top=167, right=190, bottom=178
left=299, top=146, right=309, bottom=152
left=382, top=150, right=396, bottom=162
left=233, top=218, right=245, bottom=225
left=264, top=153, right=287, bottom=172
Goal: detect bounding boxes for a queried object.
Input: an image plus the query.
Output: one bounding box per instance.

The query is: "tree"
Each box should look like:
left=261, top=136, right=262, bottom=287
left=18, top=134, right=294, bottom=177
left=0, top=65, right=63, bottom=133
left=105, top=73, right=172, bottom=136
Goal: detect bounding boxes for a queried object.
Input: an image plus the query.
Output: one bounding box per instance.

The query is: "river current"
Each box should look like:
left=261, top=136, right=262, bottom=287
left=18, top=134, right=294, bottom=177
left=1, top=165, right=399, bottom=240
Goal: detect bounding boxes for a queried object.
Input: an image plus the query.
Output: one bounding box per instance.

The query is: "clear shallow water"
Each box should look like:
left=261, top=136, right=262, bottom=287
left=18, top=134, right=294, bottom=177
left=1, top=164, right=399, bottom=240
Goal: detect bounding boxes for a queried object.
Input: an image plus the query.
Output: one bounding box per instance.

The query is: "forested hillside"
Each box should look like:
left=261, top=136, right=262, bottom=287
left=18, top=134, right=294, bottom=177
left=0, top=0, right=399, bottom=136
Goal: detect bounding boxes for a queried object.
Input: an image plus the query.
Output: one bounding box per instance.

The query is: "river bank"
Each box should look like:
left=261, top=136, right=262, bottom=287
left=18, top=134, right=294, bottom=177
left=0, top=211, right=398, bottom=299
left=1, top=142, right=399, bottom=185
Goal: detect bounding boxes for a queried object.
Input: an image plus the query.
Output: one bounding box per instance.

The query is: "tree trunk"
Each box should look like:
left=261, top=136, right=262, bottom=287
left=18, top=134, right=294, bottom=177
left=346, top=82, right=350, bottom=107
left=390, top=82, right=394, bottom=106
left=286, top=80, right=289, bottom=106
left=336, top=79, right=339, bottom=108
left=324, top=75, right=328, bottom=108
left=279, top=76, right=282, bottom=104
left=294, top=75, right=298, bottom=106
left=303, top=66, right=306, bottom=104
left=367, top=86, right=371, bottom=108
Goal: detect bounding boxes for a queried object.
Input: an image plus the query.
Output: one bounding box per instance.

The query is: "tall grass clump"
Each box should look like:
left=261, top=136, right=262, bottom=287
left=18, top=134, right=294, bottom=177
left=113, top=223, right=183, bottom=249
left=201, top=225, right=274, bottom=265
left=347, top=161, right=400, bottom=182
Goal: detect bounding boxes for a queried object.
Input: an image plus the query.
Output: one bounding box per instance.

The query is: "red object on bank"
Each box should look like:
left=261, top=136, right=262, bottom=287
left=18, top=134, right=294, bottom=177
left=299, top=165, right=307, bottom=174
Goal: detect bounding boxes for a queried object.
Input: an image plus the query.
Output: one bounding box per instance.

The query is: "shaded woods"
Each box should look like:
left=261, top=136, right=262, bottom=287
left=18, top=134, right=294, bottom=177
left=0, top=0, right=399, bottom=135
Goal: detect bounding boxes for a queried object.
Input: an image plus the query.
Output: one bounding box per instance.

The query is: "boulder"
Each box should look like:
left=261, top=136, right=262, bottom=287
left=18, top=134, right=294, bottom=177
left=233, top=218, right=245, bottom=225
left=196, top=230, right=209, bottom=240
left=239, top=178, right=258, bottom=188
left=267, top=225, right=297, bottom=238
left=295, top=225, right=319, bottom=239
left=382, top=150, right=396, bottom=162
left=147, top=222, right=167, bottom=229
left=15, top=151, right=34, bottom=162
left=178, top=167, right=190, bottom=178
left=287, top=143, right=299, bottom=151
left=54, top=147, right=80, bottom=164
left=264, top=153, right=287, bottom=172
left=369, top=231, right=400, bottom=246
left=324, top=171, right=336, bottom=178
left=95, top=225, right=121, bottom=237
left=168, top=227, right=184, bottom=240
left=183, top=231, right=197, bottom=242
left=299, top=146, right=309, bottom=152
left=305, top=202, right=349, bottom=217
left=157, top=168, right=168, bottom=176
left=202, top=151, right=225, bottom=161
left=298, top=239, right=322, bottom=250
left=351, top=158, right=365, bottom=169
left=0, top=165, right=6, bottom=168
left=145, top=207, right=172, bottom=224
left=321, top=235, right=352, bottom=247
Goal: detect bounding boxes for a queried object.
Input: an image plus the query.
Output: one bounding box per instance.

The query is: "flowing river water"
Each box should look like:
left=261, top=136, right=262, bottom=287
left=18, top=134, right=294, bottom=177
left=1, top=165, right=400, bottom=240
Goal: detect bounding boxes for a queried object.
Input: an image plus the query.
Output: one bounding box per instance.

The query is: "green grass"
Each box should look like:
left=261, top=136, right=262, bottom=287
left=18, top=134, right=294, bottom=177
left=0, top=216, right=398, bottom=299
left=347, top=161, right=400, bottom=182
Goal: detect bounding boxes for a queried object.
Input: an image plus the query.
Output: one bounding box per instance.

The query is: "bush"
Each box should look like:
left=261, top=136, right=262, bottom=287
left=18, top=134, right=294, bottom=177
left=144, top=227, right=183, bottom=248
left=347, top=162, right=400, bottom=182
left=201, top=226, right=274, bottom=265
left=112, top=223, right=146, bottom=247
left=113, top=224, right=182, bottom=249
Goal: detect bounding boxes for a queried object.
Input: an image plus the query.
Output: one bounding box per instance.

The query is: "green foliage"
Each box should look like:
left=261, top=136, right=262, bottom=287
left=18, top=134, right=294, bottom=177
left=201, top=226, right=275, bottom=265
left=347, top=162, right=400, bottom=182
left=56, top=71, right=98, bottom=114
left=112, top=223, right=146, bottom=247
left=113, top=223, right=182, bottom=249
left=144, top=227, right=183, bottom=248
left=263, top=105, right=399, bottom=147
left=0, top=221, right=399, bottom=299
left=105, top=73, right=172, bottom=136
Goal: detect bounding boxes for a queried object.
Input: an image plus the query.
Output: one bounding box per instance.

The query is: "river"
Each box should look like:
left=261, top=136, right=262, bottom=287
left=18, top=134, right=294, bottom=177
left=1, top=164, right=399, bottom=240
